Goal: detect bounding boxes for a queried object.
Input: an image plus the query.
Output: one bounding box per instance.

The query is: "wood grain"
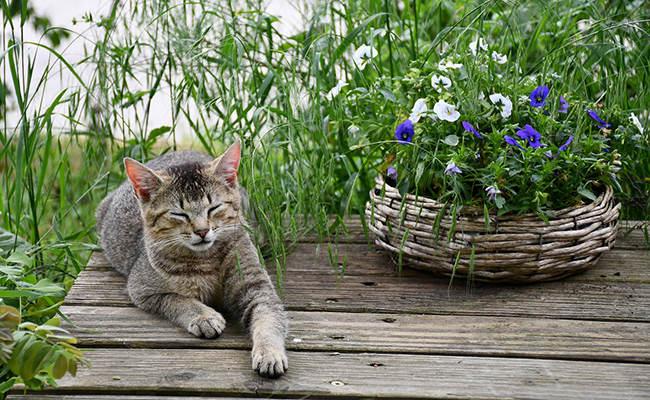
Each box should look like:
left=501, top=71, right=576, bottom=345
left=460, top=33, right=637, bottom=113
left=65, top=245, right=650, bottom=322
left=10, top=217, right=648, bottom=400
left=59, top=306, right=650, bottom=363
left=28, top=348, right=650, bottom=400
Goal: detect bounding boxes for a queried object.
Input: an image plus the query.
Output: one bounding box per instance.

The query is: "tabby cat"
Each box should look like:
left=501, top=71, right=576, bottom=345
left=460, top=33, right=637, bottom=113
left=95, top=140, right=288, bottom=378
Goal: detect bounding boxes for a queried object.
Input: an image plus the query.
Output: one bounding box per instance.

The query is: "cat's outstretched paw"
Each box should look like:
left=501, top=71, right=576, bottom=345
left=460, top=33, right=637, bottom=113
left=252, top=347, right=288, bottom=378
left=187, top=309, right=226, bottom=339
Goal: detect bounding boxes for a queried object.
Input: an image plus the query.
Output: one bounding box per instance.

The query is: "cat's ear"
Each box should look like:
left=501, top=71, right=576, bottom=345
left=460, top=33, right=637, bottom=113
left=124, top=158, right=162, bottom=202
left=210, top=139, right=241, bottom=186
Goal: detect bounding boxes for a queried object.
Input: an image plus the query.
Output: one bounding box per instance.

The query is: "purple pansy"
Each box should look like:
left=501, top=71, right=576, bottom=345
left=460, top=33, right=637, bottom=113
left=395, top=120, right=415, bottom=144
left=530, top=85, right=549, bottom=108
left=559, top=136, right=573, bottom=151
left=444, top=161, right=462, bottom=176
left=504, top=135, right=526, bottom=151
left=387, top=165, right=398, bottom=180
left=462, top=121, right=483, bottom=139
left=516, top=124, right=542, bottom=148
left=485, top=185, right=502, bottom=201
left=588, top=110, right=611, bottom=129
left=558, top=96, right=568, bottom=113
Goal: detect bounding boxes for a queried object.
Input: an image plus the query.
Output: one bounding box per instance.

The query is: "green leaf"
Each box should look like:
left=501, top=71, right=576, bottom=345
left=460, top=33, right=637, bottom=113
left=23, top=342, right=56, bottom=382
left=0, top=377, right=18, bottom=394
left=44, top=317, right=61, bottom=327
left=578, top=188, right=598, bottom=202
left=51, top=353, right=68, bottom=380
left=0, top=306, right=20, bottom=329
left=0, top=264, right=25, bottom=276
left=8, top=334, right=36, bottom=375
left=442, top=135, right=459, bottom=146
left=379, top=87, right=396, bottom=102
left=0, top=228, right=30, bottom=255
left=6, top=251, right=33, bottom=268
left=30, top=279, right=66, bottom=296
left=146, top=126, right=171, bottom=143
left=67, top=356, right=78, bottom=376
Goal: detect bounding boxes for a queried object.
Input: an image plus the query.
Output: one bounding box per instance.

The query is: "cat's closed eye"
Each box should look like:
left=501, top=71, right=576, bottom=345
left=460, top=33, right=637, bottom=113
left=170, top=211, right=190, bottom=221
left=208, top=204, right=223, bottom=216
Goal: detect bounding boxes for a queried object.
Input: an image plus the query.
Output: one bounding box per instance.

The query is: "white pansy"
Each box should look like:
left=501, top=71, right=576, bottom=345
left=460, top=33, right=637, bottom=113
left=352, top=45, right=378, bottom=70
left=431, top=74, right=452, bottom=93
left=409, top=98, right=429, bottom=123
left=489, top=93, right=513, bottom=119
left=630, top=112, right=644, bottom=134
left=469, top=37, right=488, bottom=55
left=433, top=99, right=460, bottom=122
left=325, top=80, right=349, bottom=101
left=491, top=51, right=507, bottom=64
left=438, top=59, right=463, bottom=73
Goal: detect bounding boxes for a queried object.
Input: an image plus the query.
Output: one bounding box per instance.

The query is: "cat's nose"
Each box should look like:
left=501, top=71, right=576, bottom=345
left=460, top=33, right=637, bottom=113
left=194, top=229, right=209, bottom=239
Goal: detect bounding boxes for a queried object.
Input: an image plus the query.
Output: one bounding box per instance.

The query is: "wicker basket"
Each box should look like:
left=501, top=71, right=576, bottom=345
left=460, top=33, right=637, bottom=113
left=365, top=176, right=621, bottom=283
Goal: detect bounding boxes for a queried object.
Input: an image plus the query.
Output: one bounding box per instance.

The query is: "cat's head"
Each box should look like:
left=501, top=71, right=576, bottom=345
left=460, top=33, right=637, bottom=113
left=123, top=140, right=243, bottom=253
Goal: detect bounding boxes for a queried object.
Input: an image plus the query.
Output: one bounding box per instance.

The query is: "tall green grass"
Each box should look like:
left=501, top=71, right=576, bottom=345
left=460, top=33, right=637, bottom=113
left=0, top=0, right=649, bottom=391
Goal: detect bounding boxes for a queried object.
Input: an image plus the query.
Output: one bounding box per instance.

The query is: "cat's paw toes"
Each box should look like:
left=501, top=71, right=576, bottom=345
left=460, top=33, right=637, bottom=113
left=187, top=311, right=226, bottom=339
left=252, top=348, right=288, bottom=379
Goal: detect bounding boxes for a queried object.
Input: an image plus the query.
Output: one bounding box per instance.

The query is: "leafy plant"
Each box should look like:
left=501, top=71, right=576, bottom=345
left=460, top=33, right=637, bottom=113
left=0, top=305, right=89, bottom=394
left=355, top=40, right=634, bottom=216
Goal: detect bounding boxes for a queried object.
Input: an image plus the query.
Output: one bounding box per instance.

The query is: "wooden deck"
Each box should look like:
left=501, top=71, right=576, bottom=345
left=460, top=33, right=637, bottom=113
left=9, top=218, right=650, bottom=400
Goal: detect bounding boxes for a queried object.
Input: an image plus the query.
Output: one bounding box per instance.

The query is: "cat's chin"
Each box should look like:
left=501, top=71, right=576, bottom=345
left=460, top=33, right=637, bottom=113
left=190, top=240, right=214, bottom=252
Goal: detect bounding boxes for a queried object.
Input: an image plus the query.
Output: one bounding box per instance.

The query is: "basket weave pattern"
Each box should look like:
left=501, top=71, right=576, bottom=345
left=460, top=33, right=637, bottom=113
left=365, top=176, right=621, bottom=283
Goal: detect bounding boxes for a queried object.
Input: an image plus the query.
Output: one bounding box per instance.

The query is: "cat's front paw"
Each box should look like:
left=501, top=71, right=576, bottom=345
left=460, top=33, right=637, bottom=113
left=187, top=309, right=226, bottom=339
left=252, top=347, right=288, bottom=378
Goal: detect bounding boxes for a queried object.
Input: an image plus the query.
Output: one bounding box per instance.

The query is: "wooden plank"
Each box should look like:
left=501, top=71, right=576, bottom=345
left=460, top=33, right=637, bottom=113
left=64, top=245, right=650, bottom=322
left=16, top=349, right=650, bottom=400
left=59, top=306, right=650, bottom=363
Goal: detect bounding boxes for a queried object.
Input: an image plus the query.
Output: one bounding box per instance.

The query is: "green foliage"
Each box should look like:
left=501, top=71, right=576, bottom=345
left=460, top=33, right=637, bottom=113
left=0, top=0, right=649, bottom=391
left=317, top=0, right=650, bottom=218
left=345, top=40, right=633, bottom=215
left=0, top=306, right=89, bottom=393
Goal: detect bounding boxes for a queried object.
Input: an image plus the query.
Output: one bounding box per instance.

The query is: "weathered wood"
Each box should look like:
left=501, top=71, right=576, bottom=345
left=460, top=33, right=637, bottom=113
left=24, top=349, right=650, bottom=400
left=65, top=245, right=650, bottom=322
left=10, top=217, right=648, bottom=400
left=59, top=306, right=650, bottom=363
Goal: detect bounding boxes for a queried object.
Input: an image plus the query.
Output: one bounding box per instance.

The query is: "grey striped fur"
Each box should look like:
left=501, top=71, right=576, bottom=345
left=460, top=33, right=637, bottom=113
left=95, top=141, right=288, bottom=378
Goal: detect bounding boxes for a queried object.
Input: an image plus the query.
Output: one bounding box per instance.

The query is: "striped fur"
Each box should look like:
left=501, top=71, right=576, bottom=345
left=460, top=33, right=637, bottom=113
left=95, top=141, right=288, bottom=378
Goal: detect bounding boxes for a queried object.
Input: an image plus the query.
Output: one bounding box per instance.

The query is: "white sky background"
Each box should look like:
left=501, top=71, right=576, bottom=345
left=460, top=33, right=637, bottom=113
left=6, top=0, right=307, bottom=138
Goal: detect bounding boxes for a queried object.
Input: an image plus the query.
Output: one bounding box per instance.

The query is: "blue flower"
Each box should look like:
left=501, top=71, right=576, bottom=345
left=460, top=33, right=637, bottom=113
left=504, top=135, right=526, bottom=151
left=516, top=124, right=542, bottom=148
left=387, top=165, right=398, bottom=180
left=530, top=85, right=549, bottom=108
left=588, top=110, right=611, bottom=129
left=394, top=120, right=415, bottom=145
left=558, top=96, right=568, bottom=113
left=462, top=121, right=483, bottom=139
left=444, top=161, right=462, bottom=176
left=559, top=136, right=573, bottom=151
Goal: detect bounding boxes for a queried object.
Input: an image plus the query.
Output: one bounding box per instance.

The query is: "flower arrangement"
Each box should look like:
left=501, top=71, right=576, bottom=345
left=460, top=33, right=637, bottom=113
left=347, top=38, right=642, bottom=219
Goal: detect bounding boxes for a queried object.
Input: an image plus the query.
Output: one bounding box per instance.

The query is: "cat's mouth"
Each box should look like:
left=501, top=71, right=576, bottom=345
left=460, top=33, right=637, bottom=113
left=191, top=239, right=214, bottom=250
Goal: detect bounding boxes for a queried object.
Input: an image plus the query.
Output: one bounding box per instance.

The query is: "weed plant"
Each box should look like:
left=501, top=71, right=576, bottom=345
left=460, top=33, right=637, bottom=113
left=0, top=0, right=649, bottom=393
